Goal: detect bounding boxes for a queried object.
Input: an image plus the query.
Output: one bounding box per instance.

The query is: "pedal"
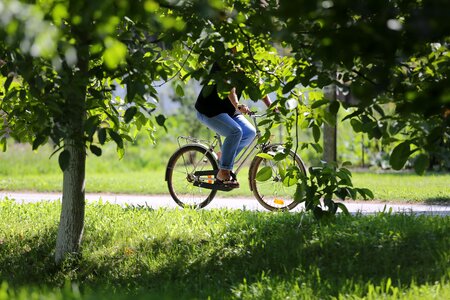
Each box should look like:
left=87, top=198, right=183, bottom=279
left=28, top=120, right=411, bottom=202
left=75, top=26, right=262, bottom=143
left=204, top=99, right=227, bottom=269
left=194, top=170, right=218, bottom=177
left=194, top=170, right=237, bottom=180
left=193, top=170, right=238, bottom=191
left=193, top=181, right=235, bottom=192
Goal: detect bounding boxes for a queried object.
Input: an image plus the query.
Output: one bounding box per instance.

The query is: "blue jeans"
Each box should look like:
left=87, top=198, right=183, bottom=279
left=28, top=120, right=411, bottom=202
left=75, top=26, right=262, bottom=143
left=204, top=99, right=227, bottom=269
left=197, top=112, right=256, bottom=170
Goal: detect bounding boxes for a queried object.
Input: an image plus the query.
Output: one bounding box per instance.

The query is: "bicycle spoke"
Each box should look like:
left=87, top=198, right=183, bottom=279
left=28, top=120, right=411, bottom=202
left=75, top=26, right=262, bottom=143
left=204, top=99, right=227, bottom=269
left=250, top=145, right=306, bottom=211
left=167, top=146, right=217, bottom=208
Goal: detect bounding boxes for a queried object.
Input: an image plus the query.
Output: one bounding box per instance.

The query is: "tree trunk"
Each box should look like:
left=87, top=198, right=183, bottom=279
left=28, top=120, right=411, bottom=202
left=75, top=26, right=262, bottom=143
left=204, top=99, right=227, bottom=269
left=54, top=43, right=88, bottom=264
left=55, top=138, right=86, bottom=264
left=323, top=122, right=337, bottom=163
left=323, top=84, right=337, bottom=163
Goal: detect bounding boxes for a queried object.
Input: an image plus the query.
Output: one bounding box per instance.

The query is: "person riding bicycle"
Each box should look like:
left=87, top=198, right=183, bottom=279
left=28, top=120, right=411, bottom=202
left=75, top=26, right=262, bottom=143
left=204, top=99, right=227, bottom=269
left=195, top=48, right=272, bottom=189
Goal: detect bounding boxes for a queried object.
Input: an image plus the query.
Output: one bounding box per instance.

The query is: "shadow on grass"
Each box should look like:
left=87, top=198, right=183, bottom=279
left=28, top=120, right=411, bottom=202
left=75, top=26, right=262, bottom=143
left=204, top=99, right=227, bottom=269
left=0, top=228, right=60, bottom=284
left=1, top=210, right=449, bottom=298
left=424, top=197, right=450, bottom=205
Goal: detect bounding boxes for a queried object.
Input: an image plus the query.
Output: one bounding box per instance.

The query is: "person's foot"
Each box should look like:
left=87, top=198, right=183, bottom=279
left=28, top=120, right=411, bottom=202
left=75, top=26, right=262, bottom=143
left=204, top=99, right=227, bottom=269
left=216, top=170, right=240, bottom=188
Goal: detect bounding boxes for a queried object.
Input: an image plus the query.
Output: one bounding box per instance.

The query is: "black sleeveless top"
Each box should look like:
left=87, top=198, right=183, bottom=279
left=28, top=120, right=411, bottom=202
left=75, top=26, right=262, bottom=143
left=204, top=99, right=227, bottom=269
left=195, top=63, right=243, bottom=118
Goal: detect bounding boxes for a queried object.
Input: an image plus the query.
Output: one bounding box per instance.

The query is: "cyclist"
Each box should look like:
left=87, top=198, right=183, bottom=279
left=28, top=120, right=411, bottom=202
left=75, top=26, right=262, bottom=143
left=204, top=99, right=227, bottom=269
left=195, top=50, right=272, bottom=189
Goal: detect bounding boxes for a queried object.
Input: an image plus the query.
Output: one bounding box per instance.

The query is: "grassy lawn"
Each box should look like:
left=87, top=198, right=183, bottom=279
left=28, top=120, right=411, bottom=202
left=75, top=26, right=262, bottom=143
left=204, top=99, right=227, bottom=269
left=0, top=200, right=449, bottom=299
left=352, top=171, right=450, bottom=204
left=1, top=169, right=449, bottom=203
left=0, top=142, right=449, bottom=203
left=1, top=143, right=449, bottom=299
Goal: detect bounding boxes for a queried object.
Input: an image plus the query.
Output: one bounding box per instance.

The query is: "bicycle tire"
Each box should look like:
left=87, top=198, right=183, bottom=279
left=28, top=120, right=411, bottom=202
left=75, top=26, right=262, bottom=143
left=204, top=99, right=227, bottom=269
left=249, top=144, right=306, bottom=211
left=166, top=145, right=218, bottom=209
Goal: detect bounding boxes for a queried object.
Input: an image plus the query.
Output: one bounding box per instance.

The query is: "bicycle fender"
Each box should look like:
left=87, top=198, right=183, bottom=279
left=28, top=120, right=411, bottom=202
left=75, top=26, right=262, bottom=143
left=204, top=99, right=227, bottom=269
left=165, top=143, right=218, bottom=182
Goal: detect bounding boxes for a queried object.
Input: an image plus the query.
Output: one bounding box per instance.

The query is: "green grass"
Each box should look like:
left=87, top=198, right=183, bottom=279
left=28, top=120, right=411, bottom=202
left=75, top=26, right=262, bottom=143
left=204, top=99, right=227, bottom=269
left=0, top=200, right=449, bottom=299
left=1, top=142, right=449, bottom=202
left=352, top=171, right=450, bottom=204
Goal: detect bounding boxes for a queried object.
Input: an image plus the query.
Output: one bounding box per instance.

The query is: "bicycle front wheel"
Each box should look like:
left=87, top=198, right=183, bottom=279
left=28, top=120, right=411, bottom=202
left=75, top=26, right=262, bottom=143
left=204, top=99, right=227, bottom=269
left=166, top=145, right=219, bottom=209
left=249, top=144, right=306, bottom=211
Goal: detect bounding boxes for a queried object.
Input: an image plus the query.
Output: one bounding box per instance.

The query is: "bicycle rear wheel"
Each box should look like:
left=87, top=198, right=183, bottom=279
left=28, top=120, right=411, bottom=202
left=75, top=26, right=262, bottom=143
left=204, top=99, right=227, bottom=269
left=249, top=144, right=306, bottom=211
left=166, top=145, right=218, bottom=209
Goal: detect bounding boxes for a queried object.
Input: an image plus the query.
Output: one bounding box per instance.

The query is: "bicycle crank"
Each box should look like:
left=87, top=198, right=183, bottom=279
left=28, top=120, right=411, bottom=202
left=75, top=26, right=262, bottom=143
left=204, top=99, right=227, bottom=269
left=192, top=170, right=235, bottom=192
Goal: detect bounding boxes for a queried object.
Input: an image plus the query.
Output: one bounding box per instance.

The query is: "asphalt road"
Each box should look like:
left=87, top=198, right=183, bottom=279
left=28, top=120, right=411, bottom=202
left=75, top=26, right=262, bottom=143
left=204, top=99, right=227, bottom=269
left=1, top=191, right=449, bottom=216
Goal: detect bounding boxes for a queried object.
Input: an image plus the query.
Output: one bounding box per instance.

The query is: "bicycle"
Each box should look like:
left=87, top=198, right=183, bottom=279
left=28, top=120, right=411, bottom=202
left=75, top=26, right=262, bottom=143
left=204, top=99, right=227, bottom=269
left=165, top=112, right=307, bottom=211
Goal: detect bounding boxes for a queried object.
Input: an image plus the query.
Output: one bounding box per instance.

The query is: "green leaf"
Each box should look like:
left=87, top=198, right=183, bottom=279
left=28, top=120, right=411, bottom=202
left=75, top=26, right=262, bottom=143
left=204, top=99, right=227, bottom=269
left=175, top=85, right=185, bottom=97
left=342, top=161, right=352, bottom=167
left=312, top=124, right=321, bottom=143
left=311, top=99, right=329, bottom=109
left=117, top=146, right=125, bottom=160
left=414, top=154, right=429, bottom=175
left=310, top=143, right=323, bottom=153
left=257, top=129, right=271, bottom=144
left=98, top=128, right=107, bottom=145
left=248, top=85, right=261, bottom=101
left=361, top=188, right=374, bottom=199
left=213, top=42, right=225, bottom=57
left=58, top=150, right=70, bottom=171
left=342, top=109, right=364, bottom=121
left=103, top=38, right=127, bottom=69
left=389, top=142, right=411, bottom=170
left=350, top=119, right=362, bottom=133
left=337, top=203, right=350, bottom=215
left=282, top=79, right=298, bottom=94
left=336, top=170, right=352, bottom=185
left=90, top=145, right=102, bottom=156
left=124, top=106, right=138, bottom=123
left=256, top=166, right=272, bottom=182
left=329, top=101, right=340, bottom=115
left=373, top=104, right=385, bottom=117
left=4, top=76, right=13, bottom=92
left=273, top=152, right=288, bottom=161
left=32, top=136, right=46, bottom=150
left=256, top=153, right=274, bottom=160
left=155, top=114, right=166, bottom=127
left=85, top=116, right=100, bottom=139
left=258, top=119, right=273, bottom=126
left=282, top=172, right=297, bottom=187
left=294, top=183, right=305, bottom=203
left=335, top=187, right=349, bottom=200
left=0, top=138, right=7, bottom=152
left=109, top=130, right=124, bottom=149
left=370, top=126, right=383, bottom=139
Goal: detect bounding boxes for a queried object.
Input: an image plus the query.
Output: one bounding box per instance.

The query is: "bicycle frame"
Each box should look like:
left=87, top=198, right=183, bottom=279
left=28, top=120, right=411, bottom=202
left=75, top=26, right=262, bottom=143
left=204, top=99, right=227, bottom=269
left=167, top=112, right=306, bottom=210
left=173, top=113, right=269, bottom=181
left=220, top=113, right=267, bottom=175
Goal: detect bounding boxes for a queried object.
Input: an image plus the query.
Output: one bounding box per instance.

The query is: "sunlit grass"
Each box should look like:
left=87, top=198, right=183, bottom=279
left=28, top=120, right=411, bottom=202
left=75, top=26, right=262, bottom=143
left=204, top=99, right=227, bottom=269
left=0, top=142, right=449, bottom=203
left=352, top=171, right=450, bottom=203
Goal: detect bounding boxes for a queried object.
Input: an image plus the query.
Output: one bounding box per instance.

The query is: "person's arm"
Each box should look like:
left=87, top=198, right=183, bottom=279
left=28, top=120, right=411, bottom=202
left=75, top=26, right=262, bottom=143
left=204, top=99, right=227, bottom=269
left=262, top=94, right=272, bottom=108
left=228, top=87, right=250, bottom=114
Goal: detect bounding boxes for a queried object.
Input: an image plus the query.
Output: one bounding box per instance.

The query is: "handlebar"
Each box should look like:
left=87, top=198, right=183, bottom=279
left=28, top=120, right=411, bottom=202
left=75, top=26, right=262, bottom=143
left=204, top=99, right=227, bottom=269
left=247, top=111, right=266, bottom=118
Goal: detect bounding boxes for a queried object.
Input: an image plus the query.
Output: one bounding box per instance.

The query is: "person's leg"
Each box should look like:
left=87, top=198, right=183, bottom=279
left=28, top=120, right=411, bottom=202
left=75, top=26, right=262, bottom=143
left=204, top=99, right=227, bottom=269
left=196, top=112, right=243, bottom=182
left=232, top=114, right=256, bottom=155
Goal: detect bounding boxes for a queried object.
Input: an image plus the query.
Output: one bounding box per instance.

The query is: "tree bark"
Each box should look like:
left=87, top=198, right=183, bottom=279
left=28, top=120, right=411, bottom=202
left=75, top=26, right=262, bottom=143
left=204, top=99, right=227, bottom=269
left=55, top=138, right=86, bottom=264
left=54, top=43, right=88, bottom=265
left=323, top=84, right=337, bottom=163
left=323, top=122, right=337, bottom=163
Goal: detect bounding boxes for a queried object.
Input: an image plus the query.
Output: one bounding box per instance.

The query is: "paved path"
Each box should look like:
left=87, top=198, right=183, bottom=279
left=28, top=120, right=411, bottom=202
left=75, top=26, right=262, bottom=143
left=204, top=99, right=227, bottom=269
left=1, top=191, right=449, bottom=216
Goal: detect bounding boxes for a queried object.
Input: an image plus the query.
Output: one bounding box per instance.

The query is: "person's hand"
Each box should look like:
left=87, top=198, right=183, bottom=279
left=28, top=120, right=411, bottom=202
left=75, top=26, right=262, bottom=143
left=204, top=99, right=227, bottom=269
left=238, top=104, right=250, bottom=114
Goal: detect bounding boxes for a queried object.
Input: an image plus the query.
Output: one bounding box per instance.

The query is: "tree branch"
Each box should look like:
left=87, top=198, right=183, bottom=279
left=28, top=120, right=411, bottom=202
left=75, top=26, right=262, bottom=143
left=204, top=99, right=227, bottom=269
left=238, top=26, right=305, bottom=103
left=151, top=43, right=195, bottom=88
